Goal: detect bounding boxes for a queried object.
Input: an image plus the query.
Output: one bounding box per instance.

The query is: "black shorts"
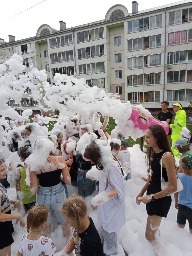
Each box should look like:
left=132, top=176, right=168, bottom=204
left=177, top=204, right=192, bottom=230
left=0, top=211, right=14, bottom=249
left=146, top=196, right=172, bottom=217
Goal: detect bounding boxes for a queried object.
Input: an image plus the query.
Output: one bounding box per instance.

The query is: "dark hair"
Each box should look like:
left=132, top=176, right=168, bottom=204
left=25, top=125, right=32, bottom=133
left=110, top=142, right=120, bottom=151
left=27, top=205, right=48, bottom=232
left=19, top=146, right=31, bottom=159
left=62, top=194, right=88, bottom=231
left=147, top=125, right=171, bottom=164
left=84, top=142, right=101, bottom=167
left=161, top=101, right=169, bottom=106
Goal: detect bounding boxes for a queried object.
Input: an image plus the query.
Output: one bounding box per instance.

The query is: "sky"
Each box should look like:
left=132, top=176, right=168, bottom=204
left=0, top=0, right=190, bottom=42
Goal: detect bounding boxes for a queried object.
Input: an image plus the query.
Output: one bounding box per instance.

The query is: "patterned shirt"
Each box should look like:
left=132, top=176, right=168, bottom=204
left=0, top=183, right=10, bottom=212
left=18, top=235, right=56, bottom=256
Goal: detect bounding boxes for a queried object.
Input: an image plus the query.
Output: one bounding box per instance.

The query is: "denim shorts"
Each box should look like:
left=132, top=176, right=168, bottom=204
left=36, top=182, right=66, bottom=225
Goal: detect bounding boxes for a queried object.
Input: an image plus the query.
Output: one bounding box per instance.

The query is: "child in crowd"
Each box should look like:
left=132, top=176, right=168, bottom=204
left=17, top=205, right=56, bottom=256
left=118, top=139, right=131, bottom=180
left=175, top=153, right=192, bottom=233
left=16, top=147, right=36, bottom=212
left=174, top=138, right=191, bottom=173
left=61, top=194, right=104, bottom=256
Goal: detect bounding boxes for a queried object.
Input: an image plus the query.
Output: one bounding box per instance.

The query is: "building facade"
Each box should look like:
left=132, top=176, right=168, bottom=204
left=0, top=0, right=192, bottom=110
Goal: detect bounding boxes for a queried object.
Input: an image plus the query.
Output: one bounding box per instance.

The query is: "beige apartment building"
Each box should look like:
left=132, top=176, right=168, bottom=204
left=0, top=0, right=192, bottom=110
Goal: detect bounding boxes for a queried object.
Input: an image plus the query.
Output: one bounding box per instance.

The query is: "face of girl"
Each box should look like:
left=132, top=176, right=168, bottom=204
left=145, top=129, right=156, bottom=148
left=0, top=162, right=7, bottom=179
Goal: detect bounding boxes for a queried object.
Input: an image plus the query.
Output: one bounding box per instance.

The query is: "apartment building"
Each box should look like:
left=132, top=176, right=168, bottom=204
left=0, top=0, right=191, bottom=110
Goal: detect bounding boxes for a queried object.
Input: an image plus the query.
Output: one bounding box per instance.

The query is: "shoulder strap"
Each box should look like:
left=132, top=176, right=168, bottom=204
left=160, top=152, right=171, bottom=181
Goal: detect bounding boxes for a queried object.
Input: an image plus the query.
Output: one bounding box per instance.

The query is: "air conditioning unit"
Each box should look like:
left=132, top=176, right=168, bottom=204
left=167, top=64, right=172, bottom=69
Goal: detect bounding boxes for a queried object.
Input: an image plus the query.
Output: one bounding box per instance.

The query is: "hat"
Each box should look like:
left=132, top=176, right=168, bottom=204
left=173, top=103, right=182, bottom=109
left=121, top=139, right=129, bottom=148
left=182, top=153, right=192, bottom=170
left=174, top=138, right=189, bottom=148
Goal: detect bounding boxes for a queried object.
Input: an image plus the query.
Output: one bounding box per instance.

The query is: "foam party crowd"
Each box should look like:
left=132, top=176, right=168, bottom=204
left=0, top=54, right=192, bottom=256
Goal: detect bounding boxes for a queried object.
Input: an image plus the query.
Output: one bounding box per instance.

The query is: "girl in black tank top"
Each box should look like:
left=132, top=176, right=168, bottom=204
left=136, top=125, right=177, bottom=254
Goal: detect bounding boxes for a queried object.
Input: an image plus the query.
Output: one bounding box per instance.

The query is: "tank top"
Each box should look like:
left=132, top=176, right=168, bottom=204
left=147, top=151, right=169, bottom=194
left=37, top=169, right=62, bottom=187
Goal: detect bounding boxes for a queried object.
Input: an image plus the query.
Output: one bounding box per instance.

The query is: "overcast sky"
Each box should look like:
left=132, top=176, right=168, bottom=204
left=0, top=0, right=190, bottom=42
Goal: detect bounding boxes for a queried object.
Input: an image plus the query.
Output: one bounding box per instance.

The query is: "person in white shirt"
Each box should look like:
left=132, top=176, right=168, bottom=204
left=118, top=139, right=131, bottom=180
left=17, top=205, right=56, bottom=256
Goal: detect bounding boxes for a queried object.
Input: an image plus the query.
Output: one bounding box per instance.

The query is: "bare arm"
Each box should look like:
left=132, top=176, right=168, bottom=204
left=64, top=237, right=75, bottom=254
left=136, top=179, right=150, bottom=204
left=153, top=153, right=177, bottom=199
left=30, top=171, right=39, bottom=194
left=17, top=252, right=23, bottom=256
left=58, top=156, right=71, bottom=185
left=138, top=153, right=177, bottom=204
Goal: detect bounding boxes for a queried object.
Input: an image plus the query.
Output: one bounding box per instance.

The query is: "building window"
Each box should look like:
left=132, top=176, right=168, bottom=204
left=187, top=70, right=192, bottom=82
left=115, top=53, right=122, bottom=63
left=167, top=70, right=186, bottom=83
left=21, top=44, right=27, bottom=54
left=149, top=14, right=162, bottom=29
left=149, top=34, right=161, bottom=48
left=116, top=86, right=122, bottom=94
left=167, top=51, right=187, bottom=64
left=186, top=89, right=192, bottom=101
left=45, top=64, right=49, bottom=72
left=189, top=29, right=192, bottom=42
left=150, top=54, right=161, bottom=66
left=115, top=70, right=122, bottom=79
left=144, top=72, right=161, bottom=85
left=169, top=10, right=181, bottom=25
left=168, top=30, right=187, bottom=45
left=44, top=50, right=48, bottom=58
left=128, top=92, right=140, bottom=103
left=167, top=89, right=185, bottom=101
left=127, top=74, right=143, bottom=87
left=114, top=36, right=121, bottom=46
left=148, top=91, right=160, bottom=102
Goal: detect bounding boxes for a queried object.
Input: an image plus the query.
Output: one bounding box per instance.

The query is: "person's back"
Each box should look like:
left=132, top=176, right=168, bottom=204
left=17, top=205, right=56, bottom=256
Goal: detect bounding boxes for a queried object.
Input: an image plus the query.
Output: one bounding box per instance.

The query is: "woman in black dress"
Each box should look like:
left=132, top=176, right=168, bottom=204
left=136, top=125, right=177, bottom=247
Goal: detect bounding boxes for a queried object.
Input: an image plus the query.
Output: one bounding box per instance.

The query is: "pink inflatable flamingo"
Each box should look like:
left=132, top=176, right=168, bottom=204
left=129, top=108, right=169, bottom=134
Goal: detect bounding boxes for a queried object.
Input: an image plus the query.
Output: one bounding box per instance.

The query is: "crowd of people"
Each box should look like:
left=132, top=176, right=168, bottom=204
left=0, top=102, right=191, bottom=256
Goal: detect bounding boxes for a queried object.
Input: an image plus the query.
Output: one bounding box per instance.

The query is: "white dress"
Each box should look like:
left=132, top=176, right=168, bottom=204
left=18, top=235, right=56, bottom=256
left=97, top=162, right=126, bottom=233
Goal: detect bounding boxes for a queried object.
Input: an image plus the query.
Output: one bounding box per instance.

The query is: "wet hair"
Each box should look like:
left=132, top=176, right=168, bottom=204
left=161, top=101, right=169, bottom=106
left=147, top=125, right=171, bottom=165
left=27, top=205, right=48, bottom=232
left=19, top=146, right=31, bottom=159
left=84, top=142, right=101, bottom=166
left=62, top=194, right=88, bottom=231
left=110, top=142, right=120, bottom=151
left=25, top=125, right=33, bottom=133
